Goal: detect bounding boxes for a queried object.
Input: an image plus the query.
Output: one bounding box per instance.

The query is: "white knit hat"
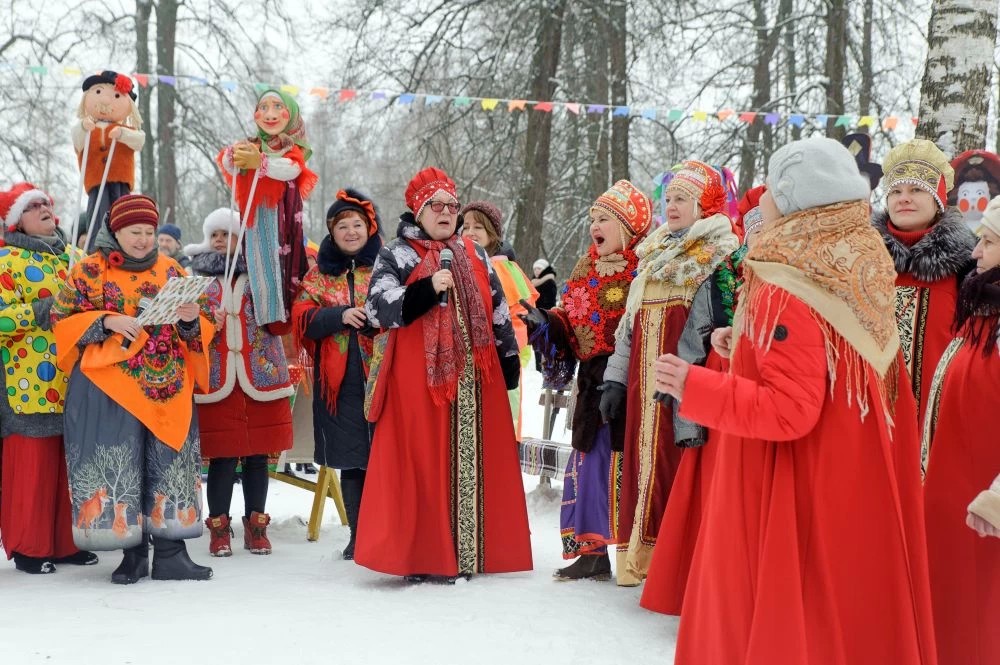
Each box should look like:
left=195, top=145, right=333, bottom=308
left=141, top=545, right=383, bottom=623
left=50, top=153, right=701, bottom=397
left=183, top=208, right=240, bottom=256
left=978, top=195, right=1000, bottom=238
left=766, top=137, right=872, bottom=216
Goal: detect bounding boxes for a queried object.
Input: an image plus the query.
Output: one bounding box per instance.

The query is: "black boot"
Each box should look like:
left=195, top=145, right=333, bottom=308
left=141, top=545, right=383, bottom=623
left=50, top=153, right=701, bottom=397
left=552, top=553, right=612, bottom=581
left=13, top=553, right=55, bottom=575
left=340, top=470, right=365, bottom=560
left=111, top=539, right=149, bottom=585
left=52, top=550, right=99, bottom=566
left=150, top=536, right=213, bottom=581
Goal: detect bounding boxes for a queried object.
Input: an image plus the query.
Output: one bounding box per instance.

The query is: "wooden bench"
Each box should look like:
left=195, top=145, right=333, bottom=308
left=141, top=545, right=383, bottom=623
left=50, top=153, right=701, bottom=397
left=518, top=389, right=573, bottom=485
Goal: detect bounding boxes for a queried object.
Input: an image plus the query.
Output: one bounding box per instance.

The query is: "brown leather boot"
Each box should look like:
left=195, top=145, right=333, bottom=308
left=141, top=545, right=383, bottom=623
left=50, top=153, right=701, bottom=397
left=243, top=512, right=272, bottom=555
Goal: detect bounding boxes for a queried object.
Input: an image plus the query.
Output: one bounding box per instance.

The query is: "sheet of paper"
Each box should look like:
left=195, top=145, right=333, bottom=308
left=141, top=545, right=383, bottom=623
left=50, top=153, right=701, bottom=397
left=136, top=276, right=214, bottom=326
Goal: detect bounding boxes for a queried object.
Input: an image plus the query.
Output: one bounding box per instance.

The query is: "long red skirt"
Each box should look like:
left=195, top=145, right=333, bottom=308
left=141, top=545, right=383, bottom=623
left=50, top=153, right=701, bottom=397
left=924, top=340, right=1000, bottom=665
left=355, top=321, right=533, bottom=577
left=641, top=351, right=725, bottom=615
left=197, top=385, right=292, bottom=459
left=1, top=434, right=78, bottom=560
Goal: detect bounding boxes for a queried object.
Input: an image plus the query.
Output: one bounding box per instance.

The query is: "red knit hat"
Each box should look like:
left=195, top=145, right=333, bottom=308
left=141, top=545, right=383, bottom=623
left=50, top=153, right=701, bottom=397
left=108, top=194, right=158, bottom=232
left=736, top=185, right=767, bottom=237
left=405, top=167, right=457, bottom=217
left=0, top=182, right=53, bottom=231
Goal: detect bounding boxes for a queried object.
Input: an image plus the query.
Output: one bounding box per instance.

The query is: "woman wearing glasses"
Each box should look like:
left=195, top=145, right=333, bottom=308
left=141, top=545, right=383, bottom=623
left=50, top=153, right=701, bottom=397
left=354, top=167, right=532, bottom=583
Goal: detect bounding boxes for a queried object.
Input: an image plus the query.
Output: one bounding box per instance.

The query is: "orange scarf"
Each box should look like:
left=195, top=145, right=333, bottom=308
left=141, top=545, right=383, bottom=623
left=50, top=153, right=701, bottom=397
left=51, top=254, right=214, bottom=450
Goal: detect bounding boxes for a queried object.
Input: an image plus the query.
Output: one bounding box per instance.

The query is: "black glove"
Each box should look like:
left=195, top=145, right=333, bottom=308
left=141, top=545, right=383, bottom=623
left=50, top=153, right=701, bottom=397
left=517, top=298, right=548, bottom=333
left=598, top=381, right=627, bottom=423
left=500, top=353, right=521, bottom=391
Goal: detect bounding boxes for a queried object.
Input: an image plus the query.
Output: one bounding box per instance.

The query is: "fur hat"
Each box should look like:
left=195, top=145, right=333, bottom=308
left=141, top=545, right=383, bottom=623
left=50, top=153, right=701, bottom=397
left=0, top=182, right=52, bottom=231
left=183, top=208, right=240, bottom=257
left=766, top=137, right=871, bottom=216
left=882, top=139, right=955, bottom=211
left=325, top=188, right=380, bottom=237
left=591, top=180, right=653, bottom=248
left=82, top=70, right=137, bottom=101
left=841, top=133, right=883, bottom=190
left=667, top=161, right=726, bottom=217
left=405, top=167, right=457, bottom=218
left=533, top=258, right=550, bottom=273
left=460, top=200, right=503, bottom=238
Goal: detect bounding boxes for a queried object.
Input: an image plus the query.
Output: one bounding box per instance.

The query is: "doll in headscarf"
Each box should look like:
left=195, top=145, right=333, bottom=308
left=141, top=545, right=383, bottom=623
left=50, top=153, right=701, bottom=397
left=217, top=89, right=318, bottom=326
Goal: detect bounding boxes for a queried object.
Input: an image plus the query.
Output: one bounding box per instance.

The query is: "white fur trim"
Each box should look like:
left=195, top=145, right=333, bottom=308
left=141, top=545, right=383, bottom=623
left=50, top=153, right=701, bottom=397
left=4, top=189, right=50, bottom=228
left=194, top=275, right=295, bottom=403
left=184, top=208, right=242, bottom=256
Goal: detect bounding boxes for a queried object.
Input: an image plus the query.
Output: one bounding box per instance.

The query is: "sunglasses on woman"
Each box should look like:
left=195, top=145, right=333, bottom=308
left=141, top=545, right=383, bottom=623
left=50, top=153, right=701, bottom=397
left=427, top=200, right=460, bottom=214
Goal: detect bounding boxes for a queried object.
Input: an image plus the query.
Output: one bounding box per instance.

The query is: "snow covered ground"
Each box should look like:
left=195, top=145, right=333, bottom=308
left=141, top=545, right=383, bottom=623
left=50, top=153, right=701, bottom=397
left=0, top=359, right=679, bottom=665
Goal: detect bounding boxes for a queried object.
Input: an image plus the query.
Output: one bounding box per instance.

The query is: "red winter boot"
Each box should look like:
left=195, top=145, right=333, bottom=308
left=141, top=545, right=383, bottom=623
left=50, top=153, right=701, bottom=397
left=243, top=512, right=272, bottom=555
left=205, top=514, right=233, bottom=557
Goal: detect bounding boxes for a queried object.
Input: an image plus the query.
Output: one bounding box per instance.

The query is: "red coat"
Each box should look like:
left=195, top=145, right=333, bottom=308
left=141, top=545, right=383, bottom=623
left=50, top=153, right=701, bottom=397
left=924, top=338, right=1000, bottom=665
left=674, top=288, right=937, bottom=665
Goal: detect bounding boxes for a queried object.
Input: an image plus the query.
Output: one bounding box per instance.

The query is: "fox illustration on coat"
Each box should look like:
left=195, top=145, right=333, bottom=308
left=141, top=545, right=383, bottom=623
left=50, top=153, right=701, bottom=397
left=112, top=502, right=129, bottom=538
left=75, top=487, right=109, bottom=530
left=150, top=493, right=167, bottom=528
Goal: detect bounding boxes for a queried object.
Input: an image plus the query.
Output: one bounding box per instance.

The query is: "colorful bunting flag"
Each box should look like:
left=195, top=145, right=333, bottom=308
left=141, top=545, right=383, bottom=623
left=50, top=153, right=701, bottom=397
left=0, top=61, right=921, bottom=132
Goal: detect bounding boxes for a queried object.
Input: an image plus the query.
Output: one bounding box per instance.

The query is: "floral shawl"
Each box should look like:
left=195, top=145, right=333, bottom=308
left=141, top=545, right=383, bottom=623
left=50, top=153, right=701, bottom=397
left=50, top=253, right=214, bottom=450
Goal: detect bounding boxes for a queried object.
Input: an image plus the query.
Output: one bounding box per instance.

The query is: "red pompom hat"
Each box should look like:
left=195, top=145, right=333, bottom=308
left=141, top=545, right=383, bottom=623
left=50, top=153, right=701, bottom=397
left=0, top=182, right=53, bottom=232
left=737, top=184, right=767, bottom=237
left=405, top=167, right=457, bottom=218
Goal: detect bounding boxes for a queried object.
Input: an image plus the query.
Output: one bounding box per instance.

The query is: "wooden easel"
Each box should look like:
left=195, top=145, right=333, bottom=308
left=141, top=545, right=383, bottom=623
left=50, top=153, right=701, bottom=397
left=268, top=385, right=347, bottom=540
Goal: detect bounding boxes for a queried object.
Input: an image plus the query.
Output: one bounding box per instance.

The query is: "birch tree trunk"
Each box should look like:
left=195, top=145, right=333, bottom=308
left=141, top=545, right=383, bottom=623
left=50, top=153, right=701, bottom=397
left=917, top=0, right=997, bottom=154
left=156, top=0, right=178, bottom=220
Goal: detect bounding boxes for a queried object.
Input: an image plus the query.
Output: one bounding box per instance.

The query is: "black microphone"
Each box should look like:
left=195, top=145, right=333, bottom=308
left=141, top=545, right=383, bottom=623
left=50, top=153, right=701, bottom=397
left=438, top=248, right=454, bottom=308
left=123, top=297, right=153, bottom=350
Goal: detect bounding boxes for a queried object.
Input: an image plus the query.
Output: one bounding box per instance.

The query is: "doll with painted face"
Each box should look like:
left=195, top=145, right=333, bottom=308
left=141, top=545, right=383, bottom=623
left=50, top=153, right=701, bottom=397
left=71, top=71, right=145, bottom=251
left=948, top=150, right=1000, bottom=233
left=217, top=89, right=317, bottom=326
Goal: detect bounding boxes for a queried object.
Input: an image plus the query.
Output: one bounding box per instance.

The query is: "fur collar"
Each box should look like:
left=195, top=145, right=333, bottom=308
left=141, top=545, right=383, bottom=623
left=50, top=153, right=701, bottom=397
left=872, top=207, right=976, bottom=283
left=189, top=250, right=246, bottom=277
left=317, top=232, right=382, bottom=276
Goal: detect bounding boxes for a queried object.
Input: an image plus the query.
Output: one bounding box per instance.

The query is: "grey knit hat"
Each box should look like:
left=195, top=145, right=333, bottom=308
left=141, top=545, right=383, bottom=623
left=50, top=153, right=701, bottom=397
left=766, top=137, right=872, bottom=216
